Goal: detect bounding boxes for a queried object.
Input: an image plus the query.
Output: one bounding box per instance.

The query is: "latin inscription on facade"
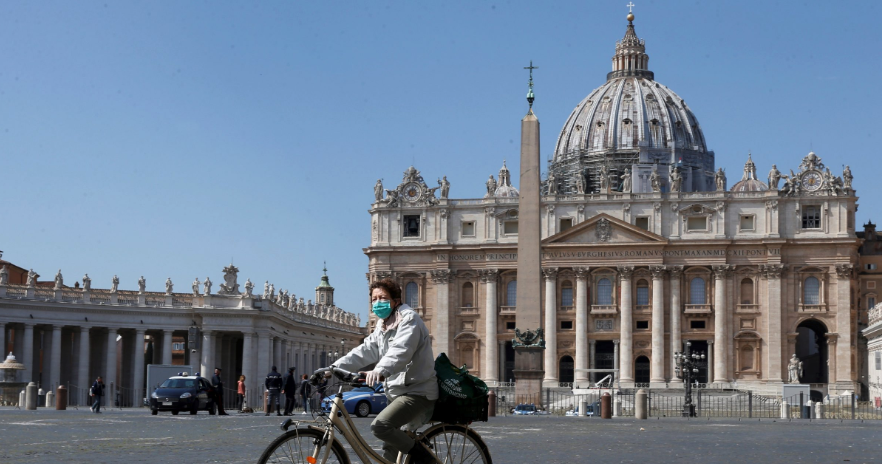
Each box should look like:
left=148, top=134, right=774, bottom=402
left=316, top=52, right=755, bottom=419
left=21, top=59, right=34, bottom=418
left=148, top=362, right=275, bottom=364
left=436, top=249, right=779, bottom=262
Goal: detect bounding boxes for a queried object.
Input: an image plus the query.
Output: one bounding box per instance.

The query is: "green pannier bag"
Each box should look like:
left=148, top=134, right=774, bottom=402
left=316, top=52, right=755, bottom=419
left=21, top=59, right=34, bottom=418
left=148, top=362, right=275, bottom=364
left=430, top=352, right=489, bottom=424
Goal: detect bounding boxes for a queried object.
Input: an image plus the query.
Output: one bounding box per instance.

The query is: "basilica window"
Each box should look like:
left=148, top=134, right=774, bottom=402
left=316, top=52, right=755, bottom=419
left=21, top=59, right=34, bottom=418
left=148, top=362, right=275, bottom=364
left=868, top=295, right=876, bottom=309
left=320, top=294, right=325, bottom=303
left=503, top=221, right=519, bottom=235
left=405, top=282, right=419, bottom=308
left=560, top=321, right=573, bottom=330
left=560, top=218, right=573, bottom=232
left=635, top=217, right=649, bottom=231
left=597, top=278, right=613, bottom=305
left=740, top=278, right=754, bottom=305
left=690, top=320, right=706, bottom=329
left=803, top=277, right=820, bottom=305
left=739, top=215, right=755, bottom=232
left=801, top=205, right=821, bottom=229
left=403, top=215, right=421, bottom=237
left=506, top=321, right=516, bottom=330
left=461, top=221, right=476, bottom=237
left=560, top=280, right=573, bottom=307
left=689, top=277, right=706, bottom=304
left=461, top=282, right=474, bottom=307
left=686, top=216, right=708, bottom=231
left=506, top=280, right=517, bottom=306
left=636, top=320, right=649, bottom=330
left=636, top=279, right=649, bottom=306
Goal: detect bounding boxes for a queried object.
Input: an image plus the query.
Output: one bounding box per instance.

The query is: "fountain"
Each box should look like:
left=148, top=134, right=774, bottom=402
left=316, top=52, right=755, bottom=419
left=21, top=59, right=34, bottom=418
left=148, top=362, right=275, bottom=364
left=0, top=352, right=26, bottom=406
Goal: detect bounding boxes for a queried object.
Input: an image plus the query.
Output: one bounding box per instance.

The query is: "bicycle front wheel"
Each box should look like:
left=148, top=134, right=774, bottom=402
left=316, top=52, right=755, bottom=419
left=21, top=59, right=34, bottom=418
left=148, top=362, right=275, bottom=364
left=415, top=424, right=492, bottom=464
left=258, top=427, right=350, bottom=464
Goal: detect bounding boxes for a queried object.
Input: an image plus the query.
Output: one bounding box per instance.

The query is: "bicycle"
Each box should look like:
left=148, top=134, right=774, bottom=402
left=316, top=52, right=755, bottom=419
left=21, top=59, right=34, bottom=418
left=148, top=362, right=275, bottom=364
left=258, top=366, right=492, bottom=464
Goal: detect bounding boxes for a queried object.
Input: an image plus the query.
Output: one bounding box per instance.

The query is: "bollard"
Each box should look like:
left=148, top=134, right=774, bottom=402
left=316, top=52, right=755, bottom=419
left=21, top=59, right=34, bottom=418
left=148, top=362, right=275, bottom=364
left=46, top=390, right=55, bottom=408
left=487, top=390, right=496, bottom=417
left=601, top=392, right=612, bottom=419
left=56, top=385, right=68, bottom=410
left=814, top=401, right=825, bottom=419
left=19, top=390, right=26, bottom=409
left=613, top=394, right=621, bottom=417
left=25, top=382, right=38, bottom=410
left=579, top=399, right=588, bottom=418
left=635, top=389, right=648, bottom=420
left=780, top=400, right=790, bottom=419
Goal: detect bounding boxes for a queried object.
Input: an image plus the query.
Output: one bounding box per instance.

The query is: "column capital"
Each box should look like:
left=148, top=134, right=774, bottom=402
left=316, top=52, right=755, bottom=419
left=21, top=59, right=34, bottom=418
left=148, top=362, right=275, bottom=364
left=835, top=264, right=854, bottom=279
left=430, top=269, right=456, bottom=284
left=667, top=265, right=684, bottom=278
left=712, top=264, right=735, bottom=279
left=649, top=265, right=667, bottom=279
left=707, top=339, right=714, bottom=345
left=542, top=267, right=559, bottom=280
left=574, top=267, right=590, bottom=279
left=613, top=339, right=620, bottom=345
left=825, top=332, right=839, bottom=345
left=589, top=339, right=597, bottom=345
left=617, top=265, right=634, bottom=280
left=760, top=264, right=785, bottom=279
left=480, top=268, right=499, bottom=282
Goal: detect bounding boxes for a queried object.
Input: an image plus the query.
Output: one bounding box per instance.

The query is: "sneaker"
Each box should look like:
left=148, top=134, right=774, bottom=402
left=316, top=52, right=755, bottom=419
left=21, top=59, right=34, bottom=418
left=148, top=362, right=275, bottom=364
left=265, top=413, right=270, bottom=416
left=407, top=442, right=435, bottom=464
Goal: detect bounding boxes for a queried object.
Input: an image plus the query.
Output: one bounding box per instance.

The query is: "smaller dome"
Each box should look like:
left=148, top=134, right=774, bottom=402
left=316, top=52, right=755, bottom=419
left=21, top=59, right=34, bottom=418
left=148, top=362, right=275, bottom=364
left=731, top=153, right=767, bottom=192
left=494, top=161, right=519, bottom=197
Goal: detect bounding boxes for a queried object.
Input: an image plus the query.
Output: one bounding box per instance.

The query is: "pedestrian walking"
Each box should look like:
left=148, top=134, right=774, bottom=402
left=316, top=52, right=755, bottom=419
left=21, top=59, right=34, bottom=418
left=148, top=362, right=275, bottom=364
left=299, top=374, right=312, bottom=414
left=90, top=376, right=105, bottom=413
left=265, top=366, right=283, bottom=416
left=236, top=375, right=246, bottom=411
left=211, top=368, right=229, bottom=415
left=282, top=367, right=297, bottom=416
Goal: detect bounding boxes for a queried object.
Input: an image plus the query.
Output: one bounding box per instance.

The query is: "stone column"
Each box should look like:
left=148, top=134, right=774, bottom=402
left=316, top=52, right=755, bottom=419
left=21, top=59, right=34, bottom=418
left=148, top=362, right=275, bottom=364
left=257, top=332, right=271, bottom=403
left=589, top=339, right=596, bottom=384
left=200, top=330, right=214, bottom=378
left=431, top=269, right=455, bottom=359
left=613, top=339, right=620, bottom=382
left=78, top=327, right=91, bottom=404
left=23, top=323, right=34, bottom=383
left=826, top=334, right=838, bottom=383
left=618, top=266, right=634, bottom=383
left=242, top=332, right=255, bottom=405
left=498, top=341, right=506, bottom=382
left=543, top=268, right=559, bottom=386
left=133, top=329, right=146, bottom=404
left=162, top=330, right=174, bottom=365
left=273, top=336, right=282, bottom=370
left=764, top=265, right=784, bottom=382
left=308, top=343, right=316, bottom=376
left=575, top=268, right=589, bottom=383
left=0, top=322, right=5, bottom=358
left=835, top=265, right=853, bottom=388
left=106, top=328, right=118, bottom=398
left=49, top=325, right=62, bottom=390
left=712, top=265, right=728, bottom=383
left=650, top=266, right=666, bottom=384
left=707, top=340, right=715, bottom=385
left=669, top=266, right=683, bottom=378
left=482, top=269, right=499, bottom=383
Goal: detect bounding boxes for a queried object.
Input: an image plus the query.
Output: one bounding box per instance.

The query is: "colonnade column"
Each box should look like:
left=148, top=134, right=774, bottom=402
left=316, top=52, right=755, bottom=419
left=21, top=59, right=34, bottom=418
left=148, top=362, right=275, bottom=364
left=482, top=269, right=499, bottom=383
left=23, top=323, right=34, bottom=383
left=0, top=323, right=5, bottom=356
left=106, top=328, right=118, bottom=401
left=835, top=264, right=854, bottom=387
left=162, top=330, right=174, bottom=365
left=618, top=266, right=634, bottom=383
left=669, top=266, right=683, bottom=379
left=257, top=332, right=271, bottom=408
left=764, top=265, right=784, bottom=382
left=78, top=327, right=91, bottom=404
left=242, top=332, right=255, bottom=406
left=273, top=336, right=282, bottom=370
left=575, top=268, right=589, bottom=383
left=200, top=330, right=214, bottom=378
left=133, top=329, right=146, bottom=403
left=650, top=266, right=666, bottom=384
left=543, top=268, right=559, bottom=386
left=49, top=325, right=62, bottom=390
left=712, top=265, right=729, bottom=383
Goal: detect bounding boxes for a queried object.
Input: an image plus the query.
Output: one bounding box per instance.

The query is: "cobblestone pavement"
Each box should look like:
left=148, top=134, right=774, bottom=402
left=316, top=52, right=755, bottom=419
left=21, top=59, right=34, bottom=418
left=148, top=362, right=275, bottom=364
left=2, top=407, right=882, bottom=463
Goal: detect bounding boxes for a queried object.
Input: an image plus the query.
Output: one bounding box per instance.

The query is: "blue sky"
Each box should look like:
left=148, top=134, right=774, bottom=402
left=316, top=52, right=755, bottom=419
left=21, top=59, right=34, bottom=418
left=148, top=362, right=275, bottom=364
left=2, top=1, right=879, bottom=321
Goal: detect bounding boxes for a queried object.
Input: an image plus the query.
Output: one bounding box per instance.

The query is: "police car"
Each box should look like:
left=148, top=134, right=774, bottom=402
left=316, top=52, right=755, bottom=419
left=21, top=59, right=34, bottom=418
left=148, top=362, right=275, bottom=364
left=149, top=372, right=217, bottom=415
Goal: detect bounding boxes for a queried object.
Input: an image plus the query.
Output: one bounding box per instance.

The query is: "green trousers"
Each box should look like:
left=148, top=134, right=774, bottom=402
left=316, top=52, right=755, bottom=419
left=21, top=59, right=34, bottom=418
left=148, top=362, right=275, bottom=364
left=370, top=394, right=436, bottom=461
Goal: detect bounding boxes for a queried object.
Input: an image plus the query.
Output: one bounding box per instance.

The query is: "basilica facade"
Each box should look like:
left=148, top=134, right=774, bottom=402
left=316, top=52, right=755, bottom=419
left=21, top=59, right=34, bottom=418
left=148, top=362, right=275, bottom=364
left=365, top=14, right=861, bottom=398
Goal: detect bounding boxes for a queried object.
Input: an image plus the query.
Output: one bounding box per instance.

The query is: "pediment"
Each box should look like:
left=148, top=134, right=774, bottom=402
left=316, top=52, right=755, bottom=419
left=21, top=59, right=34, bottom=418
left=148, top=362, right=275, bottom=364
left=543, top=213, right=666, bottom=245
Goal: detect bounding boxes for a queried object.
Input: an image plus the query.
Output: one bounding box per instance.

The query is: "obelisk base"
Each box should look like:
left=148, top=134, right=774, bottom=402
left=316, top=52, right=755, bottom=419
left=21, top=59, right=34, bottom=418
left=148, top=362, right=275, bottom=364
left=513, top=346, right=545, bottom=407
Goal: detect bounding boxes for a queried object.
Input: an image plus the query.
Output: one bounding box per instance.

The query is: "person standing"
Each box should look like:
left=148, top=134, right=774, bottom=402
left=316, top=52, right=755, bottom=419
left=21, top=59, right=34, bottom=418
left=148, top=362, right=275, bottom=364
left=236, top=375, right=246, bottom=411
left=299, top=374, right=312, bottom=414
left=90, top=376, right=105, bottom=413
left=282, top=367, right=298, bottom=416
left=265, top=366, right=283, bottom=416
left=211, top=368, right=229, bottom=415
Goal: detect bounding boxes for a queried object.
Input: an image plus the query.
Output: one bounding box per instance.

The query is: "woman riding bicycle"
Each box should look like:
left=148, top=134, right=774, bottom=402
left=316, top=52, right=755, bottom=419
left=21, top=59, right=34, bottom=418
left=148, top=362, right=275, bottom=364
left=330, top=278, right=437, bottom=464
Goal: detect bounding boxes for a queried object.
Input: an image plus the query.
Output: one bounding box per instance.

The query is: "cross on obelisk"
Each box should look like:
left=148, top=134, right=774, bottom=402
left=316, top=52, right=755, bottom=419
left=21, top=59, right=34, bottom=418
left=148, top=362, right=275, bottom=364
left=524, top=61, right=538, bottom=109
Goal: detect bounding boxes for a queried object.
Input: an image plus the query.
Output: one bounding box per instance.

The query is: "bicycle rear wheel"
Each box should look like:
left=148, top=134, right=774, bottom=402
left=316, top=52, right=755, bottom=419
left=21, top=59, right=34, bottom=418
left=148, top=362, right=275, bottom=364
left=415, top=424, right=492, bottom=464
left=258, top=427, right=350, bottom=464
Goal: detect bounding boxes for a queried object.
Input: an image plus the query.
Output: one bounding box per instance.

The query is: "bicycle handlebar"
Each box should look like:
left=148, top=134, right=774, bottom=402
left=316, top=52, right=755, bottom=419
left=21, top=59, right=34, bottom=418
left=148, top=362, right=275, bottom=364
left=310, top=366, right=363, bottom=386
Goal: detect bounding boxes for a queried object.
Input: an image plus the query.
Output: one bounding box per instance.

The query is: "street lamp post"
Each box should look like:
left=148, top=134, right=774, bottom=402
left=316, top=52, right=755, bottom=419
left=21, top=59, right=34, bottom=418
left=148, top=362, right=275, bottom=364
left=673, top=341, right=705, bottom=417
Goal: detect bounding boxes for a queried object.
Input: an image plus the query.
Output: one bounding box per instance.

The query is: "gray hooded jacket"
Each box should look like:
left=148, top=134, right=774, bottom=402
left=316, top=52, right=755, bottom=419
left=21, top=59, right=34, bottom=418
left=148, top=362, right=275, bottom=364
left=332, top=305, right=438, bottom=401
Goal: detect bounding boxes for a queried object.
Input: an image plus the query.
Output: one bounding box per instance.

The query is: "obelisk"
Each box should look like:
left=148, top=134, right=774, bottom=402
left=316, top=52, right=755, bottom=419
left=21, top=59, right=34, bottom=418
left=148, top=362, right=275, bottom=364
left=513, top=61, right=545, bottom=405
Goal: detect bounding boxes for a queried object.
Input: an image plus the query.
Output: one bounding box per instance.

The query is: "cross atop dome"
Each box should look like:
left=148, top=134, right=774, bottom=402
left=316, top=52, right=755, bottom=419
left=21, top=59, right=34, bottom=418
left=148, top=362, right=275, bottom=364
left=627, top=2, right=635, bottom=22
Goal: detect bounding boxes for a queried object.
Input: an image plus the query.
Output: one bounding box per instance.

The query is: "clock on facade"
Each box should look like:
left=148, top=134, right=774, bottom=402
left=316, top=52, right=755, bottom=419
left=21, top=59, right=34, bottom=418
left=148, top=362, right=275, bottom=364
left=801, top=170, right=823, bottom=192
left=403, top=182, right=422, bottom=202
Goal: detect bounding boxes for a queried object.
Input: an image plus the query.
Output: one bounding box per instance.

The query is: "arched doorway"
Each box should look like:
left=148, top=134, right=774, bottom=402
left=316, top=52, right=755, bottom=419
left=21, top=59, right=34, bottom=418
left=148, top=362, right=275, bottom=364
left=635, top=356, right=650, bottom=383
left=795, top=319, right=828, bottom=383
left=559, top=356, right=574, bottom=383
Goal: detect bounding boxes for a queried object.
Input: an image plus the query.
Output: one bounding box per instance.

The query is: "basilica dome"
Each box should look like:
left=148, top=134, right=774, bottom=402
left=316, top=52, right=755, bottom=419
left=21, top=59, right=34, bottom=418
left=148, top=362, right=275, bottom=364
left=546, top=14, right=715, bottom=195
